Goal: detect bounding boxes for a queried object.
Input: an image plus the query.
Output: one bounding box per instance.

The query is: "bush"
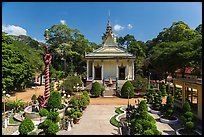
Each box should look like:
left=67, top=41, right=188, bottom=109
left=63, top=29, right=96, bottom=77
left=47, top=122, right=59, bottom=135
left=137, top=100, right=148, bottom=113
left=90, top=82, right=102, bottom=97
left=152, top=91, right=162, bottom=111
left=185, top=121, right=195, bottom=130
left=121, top=81, right=134, bottom=98
left=183, top=101, right=191, bottom=112
left=143, top=129, right=154, bottom=135
left=47, top=91, right=62, bottom=111
left=47, top=111, right=60, bottom=123
left=161, top=95, right=174, bottom=119
left=145, top=88, right=155, bottom=104
left=160, top=84, right=167, bottom=96
left=31, top=94, right=37, bottom=104
left=19, top=118, right=35, bottom=135
left=82, top=91, right=90, bottom=104
left=62, top=75, right=82, bottom=95
left=181, top=101, right=194, bottom=131
left=131, top=74, right=148, bottom=92
left=39, top=108, right=49, bottom=117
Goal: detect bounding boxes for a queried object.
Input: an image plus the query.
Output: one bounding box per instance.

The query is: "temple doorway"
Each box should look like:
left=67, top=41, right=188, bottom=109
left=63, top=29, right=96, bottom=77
left=95, top=66, right=102, bottom=80
left=119, top=67, right=125, bottom=80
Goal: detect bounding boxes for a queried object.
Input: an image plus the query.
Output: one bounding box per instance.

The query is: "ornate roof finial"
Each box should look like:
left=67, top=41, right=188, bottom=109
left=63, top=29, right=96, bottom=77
left=106, top=10, right=112, bottom=35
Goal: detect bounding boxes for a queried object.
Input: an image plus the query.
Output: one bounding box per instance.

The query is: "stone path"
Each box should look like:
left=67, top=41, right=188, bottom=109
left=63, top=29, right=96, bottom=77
left=57, top=105, right=119, bottom=135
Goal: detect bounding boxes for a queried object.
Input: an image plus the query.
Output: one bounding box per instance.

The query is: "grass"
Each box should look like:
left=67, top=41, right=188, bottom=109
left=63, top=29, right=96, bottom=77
left=110, top=107, right=124, bottom=127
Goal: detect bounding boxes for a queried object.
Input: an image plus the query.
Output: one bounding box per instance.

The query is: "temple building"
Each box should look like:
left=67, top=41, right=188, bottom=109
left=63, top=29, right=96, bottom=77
left=85, top=19, right=136, bottom=88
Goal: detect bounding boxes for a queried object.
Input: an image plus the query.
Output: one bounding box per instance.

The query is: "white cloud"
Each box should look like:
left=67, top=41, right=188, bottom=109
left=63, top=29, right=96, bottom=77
left=114, top=24, right=124, bottom=31
left=2, top=25, right=27, bottom=36
left=60, top=20, right=66, bottom=24
left=127, top=24, right=133, bottom=29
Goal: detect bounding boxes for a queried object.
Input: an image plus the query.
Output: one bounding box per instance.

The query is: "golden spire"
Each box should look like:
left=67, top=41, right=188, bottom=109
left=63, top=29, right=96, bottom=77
left=106, top=10, right=112, bottom=35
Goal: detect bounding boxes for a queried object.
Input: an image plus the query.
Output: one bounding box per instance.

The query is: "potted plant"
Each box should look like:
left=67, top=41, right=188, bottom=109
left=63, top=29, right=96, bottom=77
left=72, top=110, right=81, bottom=124
left=160, top=95, right=178, bottom=124
left=150, top=91, right=162, bottom=114
left=176, top=101, right=201, bottom=135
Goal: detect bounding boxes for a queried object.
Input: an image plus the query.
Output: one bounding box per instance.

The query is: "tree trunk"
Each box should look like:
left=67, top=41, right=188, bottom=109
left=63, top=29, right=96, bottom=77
left=182, top=67, right=185, bottom=78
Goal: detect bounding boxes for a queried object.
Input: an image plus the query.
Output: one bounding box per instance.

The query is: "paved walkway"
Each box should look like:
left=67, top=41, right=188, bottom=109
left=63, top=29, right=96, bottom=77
left=57, top=105, right=120, bottom=135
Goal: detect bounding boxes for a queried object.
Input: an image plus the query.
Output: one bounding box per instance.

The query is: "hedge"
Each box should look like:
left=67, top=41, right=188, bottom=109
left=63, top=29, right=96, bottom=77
left=121, top=81, right=134, bottom=98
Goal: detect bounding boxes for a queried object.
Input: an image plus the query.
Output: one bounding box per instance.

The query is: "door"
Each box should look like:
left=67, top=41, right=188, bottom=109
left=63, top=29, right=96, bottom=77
left=119, top=67, right=125, bottom=80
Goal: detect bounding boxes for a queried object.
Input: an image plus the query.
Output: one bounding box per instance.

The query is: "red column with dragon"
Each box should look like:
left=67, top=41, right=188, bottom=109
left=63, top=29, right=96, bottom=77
left=37, top=30, right=52, bottom=110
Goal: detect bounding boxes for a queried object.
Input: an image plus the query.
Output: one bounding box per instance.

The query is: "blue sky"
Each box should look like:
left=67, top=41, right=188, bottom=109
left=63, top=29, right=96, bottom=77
left=2, top=2, right=202, bottom=44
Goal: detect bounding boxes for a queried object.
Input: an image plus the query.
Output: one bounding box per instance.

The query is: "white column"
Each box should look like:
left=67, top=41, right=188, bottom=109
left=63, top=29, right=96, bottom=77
left=87, top=60, right=89, bottom=80
left=116, top=61, right=119, bottom=79
left=126, top=63, right=129, bottom=80
left=132, top=60, right=134, bottom=80
left=92, top=61, right=95, bottom=81
left=102, top=61, right=104, bottom=80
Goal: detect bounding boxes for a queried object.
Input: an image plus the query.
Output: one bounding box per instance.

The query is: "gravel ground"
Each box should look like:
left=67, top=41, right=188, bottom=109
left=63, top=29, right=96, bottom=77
left=2, top=125, right=18, bottom=135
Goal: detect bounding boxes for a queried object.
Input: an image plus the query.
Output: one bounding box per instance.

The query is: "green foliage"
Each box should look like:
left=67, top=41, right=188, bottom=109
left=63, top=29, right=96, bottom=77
left=47, top=91, right=62, bottom=111
left=121, top=81, right=134, bottom=98
left=19, top=118, right=35, bottom=135
left=62, top=75, right=82, bottom=95
left=181, top=101, right=194, bottom=131
left=28, top=132, right=37, bottom=135
left=161, top=95, right=174, bottom=119
left=152, top=91, right=162, bottom=111
left=90, top=82, right=102, bottom=97
left=143, top=129, right=154, bottom=135
left=148, top=21, right=202, bottom=79
left=145, top=88, right=155, bottom=104
left=137, top=100, right=148, bottom=113
left=185, top=121, right=195, bottom=130
left=160, top=84, right=167, bottom=96
left=31, top=94, right=37, bottom=104
left=6, top=99, right=26, bottom=113
left=47, top=111, right=60, bottom=123
left=2, top=32, right=34, bottom=92
left=183, top=101, right=191, bottom=112
left=47, top=122, right=59, bottom=135
left=175, top=88, right=182, bottom=100
left=131, top=74, right=148, bottom=92
left=39, top=108, right=49, bottom=117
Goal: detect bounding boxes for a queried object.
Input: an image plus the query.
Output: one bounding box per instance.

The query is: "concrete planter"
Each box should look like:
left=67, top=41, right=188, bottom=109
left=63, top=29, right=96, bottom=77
left=150, top=108, right=160, bottom=114
left=160, top=115, right=178, bottom=124
left=147, top=104, right=152, bottom=111
left=176, top=128, right=201, bottom=135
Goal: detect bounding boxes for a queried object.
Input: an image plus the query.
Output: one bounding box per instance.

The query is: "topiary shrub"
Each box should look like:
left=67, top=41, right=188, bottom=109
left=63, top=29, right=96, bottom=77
left=181, top=101, right=195, bottom=132
left=90, top=82, right=101, bottom=97
left=39, top=108, right=49, bottom=117
left=137, top=100, right=148, bottom=113
left=47, top=111, right=60, bottom=123
left=145, top=88, right=155, bottom=104
left=47, top=91, right=62, bottom=111
left=183, top=101, right=191, bottom=112
left=161, top=94, right=174, bottom=119
left=121, top=81, right=134, bottom=98
left=152, top=91, right=162, bottom=111
left=160, top=84, right=167, bottom=96
left=31, top=94, right=37, bottom=104
left=19, top=118, right=35, bottom=135
left=47, top=122, right=59, bottom=135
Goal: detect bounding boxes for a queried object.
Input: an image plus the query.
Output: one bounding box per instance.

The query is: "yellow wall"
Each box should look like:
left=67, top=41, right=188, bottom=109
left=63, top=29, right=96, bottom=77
left=173, top=79, right=202, bottom=120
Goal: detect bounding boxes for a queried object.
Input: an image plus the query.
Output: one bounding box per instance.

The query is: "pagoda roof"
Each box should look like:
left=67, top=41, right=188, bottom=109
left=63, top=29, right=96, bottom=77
left=85, top=46, right=136, bottom=59
left=85, top=18, right=136, bottom=59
